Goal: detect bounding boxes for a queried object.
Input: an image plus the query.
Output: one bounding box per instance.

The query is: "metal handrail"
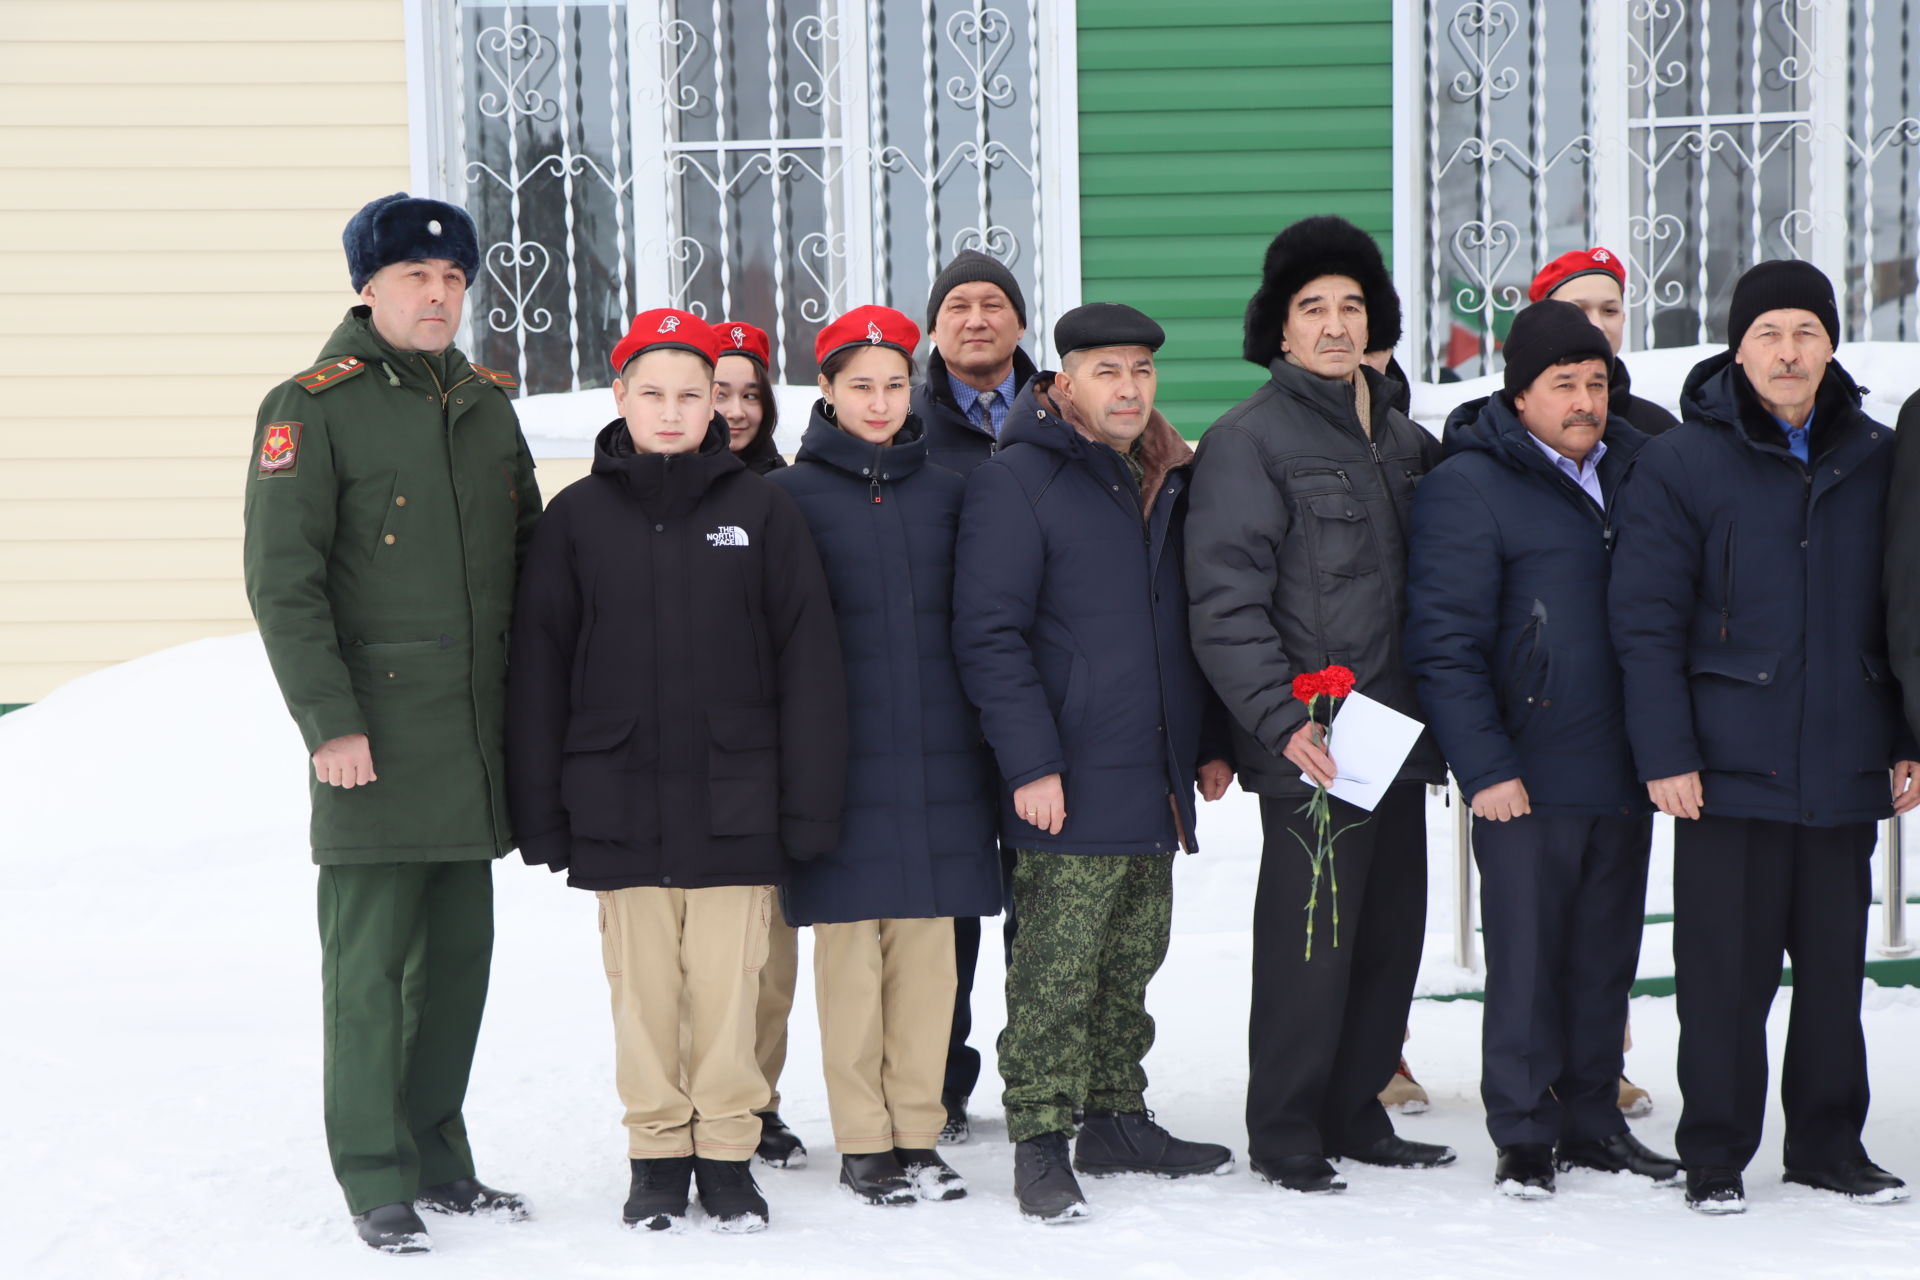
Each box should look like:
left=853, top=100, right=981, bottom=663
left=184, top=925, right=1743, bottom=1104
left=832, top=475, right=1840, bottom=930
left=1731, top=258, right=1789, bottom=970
left=1883, top=816, right=1913, bottom=958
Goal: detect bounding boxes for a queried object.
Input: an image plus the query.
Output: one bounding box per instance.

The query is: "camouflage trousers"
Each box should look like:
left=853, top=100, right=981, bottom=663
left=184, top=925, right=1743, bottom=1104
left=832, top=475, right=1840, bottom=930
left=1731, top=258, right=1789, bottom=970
left=998, top=850, right=1175, bottom=1142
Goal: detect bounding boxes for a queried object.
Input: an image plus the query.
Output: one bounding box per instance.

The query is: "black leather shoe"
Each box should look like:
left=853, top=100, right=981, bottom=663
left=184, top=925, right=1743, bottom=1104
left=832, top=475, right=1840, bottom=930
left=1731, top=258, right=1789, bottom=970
left=940, top=1090, right=971, bottom=1145
left=754, top=1111, right=808, bottom=1169
left=352, top=1202, right=432, bottom=1254
left=1685, top=1166, right=1747, bottom=1215
left=1014, top=1132, right=1092, bottom=1223
left=1494, top=1144, right=1556, bottom=1199
left=1250, top=1153, right=1347, bottom=1193
left=1556, top=1133, right=1681, bottom=1185
left=839, top=1151, right=918, bottom=1206
left=1073, top=1109, right=1233, bottom=1178
left=1337, top=1134, right=1457, bottom=1169
left=1784, top=1156, right=1910, bottom=1205
left=623, top=1156, right=694, bottom=1230
left=895, top=1147, right=968, bottom=1200
left=693, top=1157, right=769, bottom=1232
left=415, top=1176, right=531, bottom=1220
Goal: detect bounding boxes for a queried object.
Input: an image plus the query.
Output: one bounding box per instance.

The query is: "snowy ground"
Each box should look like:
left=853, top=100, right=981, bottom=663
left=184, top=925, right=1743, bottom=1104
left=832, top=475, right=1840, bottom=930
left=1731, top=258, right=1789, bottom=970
left=5, top=634, right=1920, bottom=1279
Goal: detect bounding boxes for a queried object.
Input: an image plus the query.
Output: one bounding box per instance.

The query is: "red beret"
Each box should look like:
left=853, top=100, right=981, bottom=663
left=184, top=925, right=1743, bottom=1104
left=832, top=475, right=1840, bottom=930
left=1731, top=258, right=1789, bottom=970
left=1528, top=247, right=1627, bottom=303
left=716, top=319, right=771, bottom=366
left=815, top=305, right=921, bottom=368
left=611, top=308, right=721, bottom=374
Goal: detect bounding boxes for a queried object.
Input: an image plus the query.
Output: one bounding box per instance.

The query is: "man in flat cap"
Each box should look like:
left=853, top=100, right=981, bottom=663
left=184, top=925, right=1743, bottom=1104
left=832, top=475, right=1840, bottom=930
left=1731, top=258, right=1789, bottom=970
left=243, top=193, right=541, bottom=1253
left=912, top=247, right=1040, bottom=1142
left=954, top=302, right=1235, bottom=1223
left=1185, top=215, right=1451, bottom=1195
left=1611, top=259, right=1917, bottom=1214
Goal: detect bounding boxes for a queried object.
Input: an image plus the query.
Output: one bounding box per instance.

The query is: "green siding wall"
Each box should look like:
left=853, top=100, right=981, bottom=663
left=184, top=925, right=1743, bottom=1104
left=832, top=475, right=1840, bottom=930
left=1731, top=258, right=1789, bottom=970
left=1076, top=1, right=1394, bottom=435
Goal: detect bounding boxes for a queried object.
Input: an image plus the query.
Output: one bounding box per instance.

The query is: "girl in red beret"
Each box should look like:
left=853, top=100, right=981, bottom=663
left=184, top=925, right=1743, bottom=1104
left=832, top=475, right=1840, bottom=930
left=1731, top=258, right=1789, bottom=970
left=714, top=320, right=787, bottom=474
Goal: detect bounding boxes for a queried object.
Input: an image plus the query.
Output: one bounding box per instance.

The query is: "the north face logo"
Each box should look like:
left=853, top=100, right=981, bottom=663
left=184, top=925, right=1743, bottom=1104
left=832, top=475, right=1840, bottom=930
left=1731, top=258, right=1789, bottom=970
left=706, top=525, right=749, bottom=547
left=866, top=321, right=883, bottom=343
left=731, top=325, right=746, bottom=346
left=659, top=315, right=682, bottom=333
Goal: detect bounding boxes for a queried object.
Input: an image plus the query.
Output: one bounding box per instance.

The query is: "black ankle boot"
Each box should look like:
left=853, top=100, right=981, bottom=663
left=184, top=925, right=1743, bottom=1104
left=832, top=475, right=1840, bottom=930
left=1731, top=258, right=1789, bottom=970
left=623, top=1156, right=694, bottom=1230
left=839, top=1151, right=918, bottom=1206
left=1073, top=1109, right=1233, bottom=1178
left=693, top=1156, right=769, bottom=1232
left=1014, top=1132, right=1091, bottom=1223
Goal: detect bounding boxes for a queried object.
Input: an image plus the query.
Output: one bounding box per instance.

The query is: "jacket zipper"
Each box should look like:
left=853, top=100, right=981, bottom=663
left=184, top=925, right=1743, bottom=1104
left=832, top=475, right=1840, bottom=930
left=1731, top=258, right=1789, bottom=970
left=1719, top=523, right=1736, bottom=642
left=1295, top=466, right=1352, bottom=491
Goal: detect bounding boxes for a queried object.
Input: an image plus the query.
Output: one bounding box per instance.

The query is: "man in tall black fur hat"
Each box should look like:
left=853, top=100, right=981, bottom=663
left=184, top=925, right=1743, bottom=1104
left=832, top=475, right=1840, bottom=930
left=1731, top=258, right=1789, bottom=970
left=1184, top=215, right=1451, bottom=1194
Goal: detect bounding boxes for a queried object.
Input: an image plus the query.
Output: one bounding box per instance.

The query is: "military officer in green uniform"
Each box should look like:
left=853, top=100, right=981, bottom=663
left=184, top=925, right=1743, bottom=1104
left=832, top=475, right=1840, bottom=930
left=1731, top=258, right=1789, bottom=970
left=243, top=193, right=541, bottom=1254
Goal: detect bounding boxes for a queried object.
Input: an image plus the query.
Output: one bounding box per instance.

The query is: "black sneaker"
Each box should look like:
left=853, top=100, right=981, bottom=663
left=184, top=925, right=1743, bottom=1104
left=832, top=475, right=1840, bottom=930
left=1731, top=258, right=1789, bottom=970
left=1337, top=1134, right=1457, bottom=1169
left=895, top=1147, right=967, bottom=1201
left=693, top=1157, right=770, bottom=1233
left=1013, top=1132, right=1092, bottom=1224
left=1556, top=1133, right=1682, bottom=1186
left=1073, top=1109, right=1233, bottom=1178
left=1685, top=1166, right=1747, bottom=1215
left=940, top=1090, right=971, bottom=1145
left=415, top=1176, right=531, bottom=1220
left=1784, top=1156, right=1910, bottom=1205
left=623, top=1156, right=694, bottom=1231
left=839, top=1151, right=918, bottom=1206
left=1250, top=1153, right=1347, bottom=1194
left=754, top=1111, right=808, bottom=1170
left=1494, top=1144, right=1556, bottom=1199
left=351, top=1202, right=432, bottom=1254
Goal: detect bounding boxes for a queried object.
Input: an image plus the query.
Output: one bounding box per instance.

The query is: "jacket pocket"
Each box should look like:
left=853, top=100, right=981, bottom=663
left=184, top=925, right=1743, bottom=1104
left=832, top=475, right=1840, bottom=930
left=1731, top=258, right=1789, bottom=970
left=1686, top=646, right=1783, bottom=775
left=560, top=709, right=642, bottom=840
left=708, top=704, right=780, bottom=836
left=1499, top=601, right=1553, bottom=739
left=744, top=885, right=774, bottom=973
left=1300, top=492, right=1381, bottom=581
left=1855, top=650, right=1900, bottom=771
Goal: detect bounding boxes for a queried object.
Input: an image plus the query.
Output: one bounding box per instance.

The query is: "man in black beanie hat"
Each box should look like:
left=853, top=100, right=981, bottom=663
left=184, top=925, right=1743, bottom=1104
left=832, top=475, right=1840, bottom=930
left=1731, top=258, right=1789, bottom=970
left=244, top=193, right=539, bottom=1252
left=912, top=247, right=1040, bottom=1145
left=1184, top=215, right=1449, bottom=1193
left=1611, top=259, right=1916, bottom=1214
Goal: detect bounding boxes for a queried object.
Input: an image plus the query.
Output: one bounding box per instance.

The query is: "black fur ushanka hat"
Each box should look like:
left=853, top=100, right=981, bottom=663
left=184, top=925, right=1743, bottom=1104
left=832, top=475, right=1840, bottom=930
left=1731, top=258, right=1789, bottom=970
left=1242, top=215, right=1402, bottom=366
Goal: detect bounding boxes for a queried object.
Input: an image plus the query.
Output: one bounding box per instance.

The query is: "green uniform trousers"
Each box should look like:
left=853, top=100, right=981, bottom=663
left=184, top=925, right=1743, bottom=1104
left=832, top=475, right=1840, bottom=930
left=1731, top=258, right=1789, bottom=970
left=998, top=850, right=1174, bottom=1143
left=317, top=861, right=493, bottom=1214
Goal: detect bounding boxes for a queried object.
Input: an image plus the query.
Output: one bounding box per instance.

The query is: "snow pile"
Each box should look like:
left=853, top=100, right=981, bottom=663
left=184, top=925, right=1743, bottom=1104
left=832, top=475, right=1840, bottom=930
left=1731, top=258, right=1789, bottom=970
left=5, top=637, right=1920, bottom=1278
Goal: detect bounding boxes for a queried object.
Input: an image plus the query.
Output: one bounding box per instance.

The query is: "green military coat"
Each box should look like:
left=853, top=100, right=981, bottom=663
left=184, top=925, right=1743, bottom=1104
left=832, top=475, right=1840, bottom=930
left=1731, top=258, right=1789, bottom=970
left=244, top=308, right=543, bottom=863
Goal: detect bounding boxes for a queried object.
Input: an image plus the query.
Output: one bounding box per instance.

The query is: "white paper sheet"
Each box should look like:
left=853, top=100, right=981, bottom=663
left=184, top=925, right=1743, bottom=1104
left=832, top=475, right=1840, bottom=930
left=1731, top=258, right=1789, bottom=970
left=1296, top=689, right=1424, bottom=812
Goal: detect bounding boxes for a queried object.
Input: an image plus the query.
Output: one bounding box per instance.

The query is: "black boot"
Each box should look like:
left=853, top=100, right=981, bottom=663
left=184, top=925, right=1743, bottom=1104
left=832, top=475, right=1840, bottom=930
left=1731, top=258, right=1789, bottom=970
left=839, top=1151, right=918, bottom=1206
left=693, top=1157, right=769, bottom=1232
left=1684, top=1166, right=1747, bottom=1215
left=1556, top=1132, right=1682, bottom=1185
left=1784, top=1156, right=1910, bottom=1205
left=940, top=1090, right=971, bottom=1145
left=1073, top=1109, right=1233, bottom=1178
left=623, top=1156, right=694, bottom=1231
left=1250, top=1153, right=1347, bottom=1194
left=415, top=1176, right=531, bottom=1220
left=1494, top=1144, right=1556, bottom=1199
left=1337, top=1134, right=1458, bottom=1169
left=755, top=1111, right=807, bottom=1170
left=895, top=1147, right=967, bottom=1201
left=1013, top=1132, right=1091, bottom=1223
left=351, top=1202, right=431, bottom=1254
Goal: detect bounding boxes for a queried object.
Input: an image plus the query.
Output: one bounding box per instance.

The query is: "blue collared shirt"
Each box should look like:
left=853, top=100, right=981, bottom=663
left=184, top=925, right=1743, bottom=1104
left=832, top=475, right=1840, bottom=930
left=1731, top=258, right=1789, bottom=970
left=1530, top=432, right=1608, bottom=508
left=1773, top=404, right=1813, bottom=464
left=950, top=366, right=1018, bottom=439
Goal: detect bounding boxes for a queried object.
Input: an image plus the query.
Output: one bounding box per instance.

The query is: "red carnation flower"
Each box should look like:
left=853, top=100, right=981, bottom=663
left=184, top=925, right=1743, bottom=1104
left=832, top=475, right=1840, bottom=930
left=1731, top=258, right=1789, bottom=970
left=1321, top=665, right=1357, bottom=699
left=1292, top=672, right=1326, bottom=703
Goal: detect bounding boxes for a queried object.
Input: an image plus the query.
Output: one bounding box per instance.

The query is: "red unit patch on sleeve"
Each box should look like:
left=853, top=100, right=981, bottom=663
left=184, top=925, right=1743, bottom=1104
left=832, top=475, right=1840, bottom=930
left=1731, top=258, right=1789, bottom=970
left=258, top=421, right=303, bottom=475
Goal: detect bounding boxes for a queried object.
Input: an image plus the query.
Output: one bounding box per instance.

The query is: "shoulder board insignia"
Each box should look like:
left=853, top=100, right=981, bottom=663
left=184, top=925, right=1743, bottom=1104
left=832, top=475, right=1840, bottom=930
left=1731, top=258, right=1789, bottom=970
left=294, top=356, right=369, bottom=394
left=471, top=364, right=518, bottom=390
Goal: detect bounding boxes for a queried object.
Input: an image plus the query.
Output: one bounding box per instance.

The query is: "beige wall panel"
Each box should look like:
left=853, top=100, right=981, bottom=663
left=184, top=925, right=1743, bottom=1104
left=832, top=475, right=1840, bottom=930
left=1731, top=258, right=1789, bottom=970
left=1, top=377, right=314, bottom=422
left=0, top=498, right=241, bottom=541
left=9, top=2, right=396, bottom=41
left=0, top=127, right=407, bottom=171
left=5, top=42, right=401, bottom=85
left=0, top=621, right=255, bottom=666
left=0, top=580, right=251, bottom=624
left=534, top=458, right=597, bottom=495
left=0, top=209, right=381, bottom=253
left=0, top=459, right=249, bottom=501
left=2, top=334, right=353, bottom=378
left=2, top=164, right=415, bottom=212
left=0, top=251, right=352, bottom=293
left=0, top=293, right=355, bottom=337
left=0, top=86, right=406, bottom=129
left=0, top=423, right=257, bottom=462
left=0, top=539, right=239, bottom=583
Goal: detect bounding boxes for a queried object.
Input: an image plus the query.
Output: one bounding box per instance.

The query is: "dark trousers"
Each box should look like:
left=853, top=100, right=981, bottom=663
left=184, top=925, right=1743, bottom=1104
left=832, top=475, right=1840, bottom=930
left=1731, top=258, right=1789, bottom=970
left=945, top=846, right=1017, bottom=1100
left=1475, top=812, right=1651, bottom=1148
left=1673, top=815, right=1874, bottom=1172
left=318, top=860, right=494, bottom=1214
left=1248, top=782, right=1427, bottom=1161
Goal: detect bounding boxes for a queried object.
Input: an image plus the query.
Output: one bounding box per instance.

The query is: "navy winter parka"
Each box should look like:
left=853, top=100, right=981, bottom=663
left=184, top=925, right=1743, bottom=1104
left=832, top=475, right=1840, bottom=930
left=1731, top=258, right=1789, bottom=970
left=1609, top=352, right=1911, bottom=827
left=766, top=405, right=1002, bottom=925
left=913, top=346, right=1040, bottom=476
left=1405, top=393, right=1650, bottom=815
left=953, top=375, right=1230, bottom=856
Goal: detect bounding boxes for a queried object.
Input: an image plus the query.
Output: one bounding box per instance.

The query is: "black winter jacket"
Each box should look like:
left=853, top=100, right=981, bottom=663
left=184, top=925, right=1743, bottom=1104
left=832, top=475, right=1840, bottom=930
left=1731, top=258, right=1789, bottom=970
left=767, top=406, right=1002, bottom=924
left=953, top=376, right=1228, bottom=855
left=1185, top=358, right=1446, bottom=798
left=1405, top=393, right=1650, bottom=815
left=505, top=417, right=848, bottom=889
left=1610, top=353, right=1909, bottom=826
left=913, top=346, right=1040, bottom=476
left=1888, top=388, right=1920, bottom=742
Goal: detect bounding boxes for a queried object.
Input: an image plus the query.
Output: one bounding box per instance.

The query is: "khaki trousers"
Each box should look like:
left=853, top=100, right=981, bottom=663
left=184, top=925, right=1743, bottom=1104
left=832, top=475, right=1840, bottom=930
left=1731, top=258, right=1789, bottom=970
left=812, top=916, right=956, bottom=1154
left=754, top=915, right=799, bottom=1113
left=600, top=884, right=773, bottom=1159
